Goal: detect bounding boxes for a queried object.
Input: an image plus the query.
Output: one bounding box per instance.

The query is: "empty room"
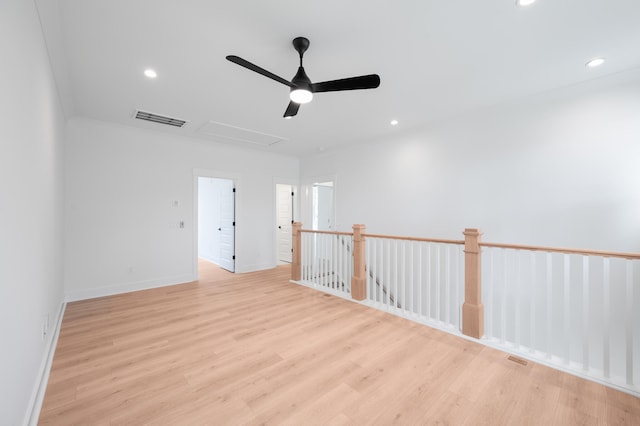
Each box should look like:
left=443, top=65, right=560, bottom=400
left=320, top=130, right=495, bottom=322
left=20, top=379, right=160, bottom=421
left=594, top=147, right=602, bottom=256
left=2, top=0, right=640, bottom=424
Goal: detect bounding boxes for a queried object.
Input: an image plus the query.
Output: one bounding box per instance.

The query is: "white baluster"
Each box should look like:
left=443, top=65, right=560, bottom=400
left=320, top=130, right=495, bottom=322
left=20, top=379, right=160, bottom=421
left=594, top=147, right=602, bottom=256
left=515, top=252, right=521, bottom=349
left=418, top=243, right=423, bottom=318
left=425, top=243, right=433, bottom=319
left=302, top=233, right=307, bottom=281
left=603, top=258, right=610, bottom=378
left=530, top=252, right=536, bottom=354
left=444, top=246, right=451, bottom=324
left=387, top=239, right=392, bottom=308
left=332, top=234, right=336, bottom=290
left=582, top=256, right=589, bottom=371
left=409, top=242, right=414, bottom=315
left=393, top=239, right=398, bottom=309
left=563, top=254, right=570, bottom=365
left=625, top=261, right=633, bottom=385
left=364, top=238, right=369, bottom=298
left=488, top=249, right=494, bottom=339
left=436, top=245, right=441, bottom=322
left=546, top=252, right=553, bottom=359
left=500, top=250, right=507, bottom=345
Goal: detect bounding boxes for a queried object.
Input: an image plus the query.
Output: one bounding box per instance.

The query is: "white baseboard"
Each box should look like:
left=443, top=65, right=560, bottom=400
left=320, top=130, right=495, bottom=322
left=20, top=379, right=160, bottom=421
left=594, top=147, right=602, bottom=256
left=235, top=262, right=275, bottom=273
left=24, top=301, right=66, bottom=426
left=65, top=273, right=196, bottom=302
left=198, top=254, right=217, bottom=264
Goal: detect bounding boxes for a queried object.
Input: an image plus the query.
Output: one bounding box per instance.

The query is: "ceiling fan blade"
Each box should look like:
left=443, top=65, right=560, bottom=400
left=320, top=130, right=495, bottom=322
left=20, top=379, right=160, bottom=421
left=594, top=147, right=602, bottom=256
left=283, top=101, right=300, bottom=118
left=226, top=55, right=294, bottom=88
left=311, top=74, right=380, bottom=93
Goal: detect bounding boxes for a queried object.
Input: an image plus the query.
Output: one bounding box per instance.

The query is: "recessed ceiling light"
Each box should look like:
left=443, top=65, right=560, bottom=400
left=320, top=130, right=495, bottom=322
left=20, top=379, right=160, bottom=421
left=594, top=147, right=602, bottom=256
left=585, top=58, right=605, bottom=68
left=390, top=119, right=399, bottom=126
left=516, top=0, right=536, bottom=6
left=144, top=69, right=157, bottom=78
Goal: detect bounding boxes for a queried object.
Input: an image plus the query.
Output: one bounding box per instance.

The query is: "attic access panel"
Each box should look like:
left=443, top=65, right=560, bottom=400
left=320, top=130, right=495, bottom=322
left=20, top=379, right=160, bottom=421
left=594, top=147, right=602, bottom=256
left=198, top=121, right=287, bottom=147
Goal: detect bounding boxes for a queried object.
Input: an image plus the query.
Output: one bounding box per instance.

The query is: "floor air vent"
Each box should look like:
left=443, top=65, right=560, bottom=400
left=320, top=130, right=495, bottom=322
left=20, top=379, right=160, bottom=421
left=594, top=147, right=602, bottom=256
left=507, top=356, right=528, bottom=366
left=134, top=110, right=188, bottom=128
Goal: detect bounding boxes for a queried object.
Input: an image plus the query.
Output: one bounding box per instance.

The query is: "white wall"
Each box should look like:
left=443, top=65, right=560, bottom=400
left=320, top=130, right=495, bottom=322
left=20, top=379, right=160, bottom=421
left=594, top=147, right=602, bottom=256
left=0, top=0, right=66, bottom=424
left=64, top=118, right=299, bottom=299
left=300, top=70, right=640, bottom=253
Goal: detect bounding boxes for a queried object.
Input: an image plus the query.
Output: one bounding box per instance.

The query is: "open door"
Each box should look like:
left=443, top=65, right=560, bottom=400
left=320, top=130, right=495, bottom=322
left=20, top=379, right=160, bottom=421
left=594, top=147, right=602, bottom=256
left=276, top=184, right=293, bottom=263
left=218, top=179, right=235, bottom=272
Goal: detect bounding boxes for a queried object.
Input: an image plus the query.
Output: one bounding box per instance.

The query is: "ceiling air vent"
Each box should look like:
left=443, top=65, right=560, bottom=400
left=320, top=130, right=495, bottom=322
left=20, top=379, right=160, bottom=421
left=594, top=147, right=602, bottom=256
left=134, top=110, right=188, bottom=128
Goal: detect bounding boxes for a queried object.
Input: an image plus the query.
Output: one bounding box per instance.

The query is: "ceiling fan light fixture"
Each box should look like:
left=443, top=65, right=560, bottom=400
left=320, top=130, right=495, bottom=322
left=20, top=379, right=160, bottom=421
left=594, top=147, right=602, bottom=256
left=290, top=88, right=313, bottom=104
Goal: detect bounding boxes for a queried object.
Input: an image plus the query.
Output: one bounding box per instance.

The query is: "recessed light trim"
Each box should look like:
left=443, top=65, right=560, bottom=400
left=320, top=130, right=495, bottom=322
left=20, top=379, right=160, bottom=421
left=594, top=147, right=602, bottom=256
left=516, top=0, right=536, bottom=6
left=144, top=69, right=157, bottom=78
left=585, top=58, right=605, bottom=68
left=390, top=119, right=399, bottom=126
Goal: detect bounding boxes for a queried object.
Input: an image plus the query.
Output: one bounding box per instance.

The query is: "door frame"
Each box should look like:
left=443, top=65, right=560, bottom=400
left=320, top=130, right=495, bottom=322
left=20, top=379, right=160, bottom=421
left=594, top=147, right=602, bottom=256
left=193, top=169, right=241, bottom=279
left=273, top=177, right=299, bottom=266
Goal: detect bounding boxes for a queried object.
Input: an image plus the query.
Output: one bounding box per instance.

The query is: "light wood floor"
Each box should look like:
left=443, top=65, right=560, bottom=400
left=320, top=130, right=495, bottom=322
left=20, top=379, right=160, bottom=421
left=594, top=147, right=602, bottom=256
left=40, top=260, right=639, bottom=425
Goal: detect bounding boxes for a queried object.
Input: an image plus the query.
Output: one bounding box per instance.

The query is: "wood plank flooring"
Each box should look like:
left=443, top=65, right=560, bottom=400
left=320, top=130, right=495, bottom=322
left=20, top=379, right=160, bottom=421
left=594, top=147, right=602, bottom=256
left=40, top=259, right=640, bottom=425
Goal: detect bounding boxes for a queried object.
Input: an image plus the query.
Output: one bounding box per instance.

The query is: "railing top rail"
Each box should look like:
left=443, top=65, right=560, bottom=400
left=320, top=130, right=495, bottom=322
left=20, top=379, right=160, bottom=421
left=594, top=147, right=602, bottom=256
left=362, top=233, right=464, bottom=245
left=480, top=241, right=640, bottom=260
left=301, top=229, right=354, bottom=236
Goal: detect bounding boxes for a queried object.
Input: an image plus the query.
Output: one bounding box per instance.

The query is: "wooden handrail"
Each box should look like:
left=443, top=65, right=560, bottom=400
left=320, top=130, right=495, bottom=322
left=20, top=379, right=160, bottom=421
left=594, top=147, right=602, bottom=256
left=300, top=229, right=354, bottom=236
left=479, top=241, right=640, bottom=260
left=363, top=233, right=464, bottom=245
left=299, top=227, right=640, bottom=258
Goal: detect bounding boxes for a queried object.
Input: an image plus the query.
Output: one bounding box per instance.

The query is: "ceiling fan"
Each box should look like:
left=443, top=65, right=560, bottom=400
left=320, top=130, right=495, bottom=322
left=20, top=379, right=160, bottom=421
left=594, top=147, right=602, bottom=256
left=226, top=37, right=380, bottom=118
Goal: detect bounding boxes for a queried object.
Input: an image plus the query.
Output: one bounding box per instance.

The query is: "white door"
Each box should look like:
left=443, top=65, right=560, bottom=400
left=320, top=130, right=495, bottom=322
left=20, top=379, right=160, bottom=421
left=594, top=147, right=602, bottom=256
left=276, top=184, right=293, bottom=263
left=218, top=179, right=235, bottom=272
left=197, top=177, right=222, bottom=264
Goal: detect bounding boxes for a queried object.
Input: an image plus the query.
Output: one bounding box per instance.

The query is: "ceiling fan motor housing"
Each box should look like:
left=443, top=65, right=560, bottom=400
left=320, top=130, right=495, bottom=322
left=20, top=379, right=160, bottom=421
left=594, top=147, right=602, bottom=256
left=292, top=67, right=312, bottom=88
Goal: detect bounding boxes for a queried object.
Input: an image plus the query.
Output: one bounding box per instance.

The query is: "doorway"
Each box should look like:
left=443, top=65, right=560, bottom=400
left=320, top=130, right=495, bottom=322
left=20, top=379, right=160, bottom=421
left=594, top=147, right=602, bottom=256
left=276, top=184, right=294, bottom=263
left=197, top=177, right=235, bottom=272
left=312, top=181, right=334, bottom=231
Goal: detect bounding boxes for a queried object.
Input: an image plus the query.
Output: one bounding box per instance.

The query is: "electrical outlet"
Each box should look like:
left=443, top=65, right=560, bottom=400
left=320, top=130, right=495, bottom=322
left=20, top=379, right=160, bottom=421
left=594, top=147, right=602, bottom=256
left=42, top=314, right=49, bottom=340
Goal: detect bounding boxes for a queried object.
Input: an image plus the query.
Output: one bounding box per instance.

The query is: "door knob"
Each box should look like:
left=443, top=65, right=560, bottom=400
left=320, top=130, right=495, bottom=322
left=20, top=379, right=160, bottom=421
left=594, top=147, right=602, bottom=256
left=278, top=226, right=282, bottom=229
left=218, top=227, right=221, bottom=231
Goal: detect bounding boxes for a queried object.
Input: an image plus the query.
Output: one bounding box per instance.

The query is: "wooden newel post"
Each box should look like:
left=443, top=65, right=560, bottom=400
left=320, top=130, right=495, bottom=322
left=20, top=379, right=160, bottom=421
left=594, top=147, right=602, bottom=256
left=291, top=222, right=302, bottom=281
left=462, top=228, right=484, bottom=339
left=351, top=224, right=366, bottom=301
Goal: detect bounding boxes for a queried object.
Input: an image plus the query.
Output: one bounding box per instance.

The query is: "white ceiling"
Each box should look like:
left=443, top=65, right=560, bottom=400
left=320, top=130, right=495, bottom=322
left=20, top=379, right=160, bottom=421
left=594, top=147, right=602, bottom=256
left=37, top=0, right=640, bottom=157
